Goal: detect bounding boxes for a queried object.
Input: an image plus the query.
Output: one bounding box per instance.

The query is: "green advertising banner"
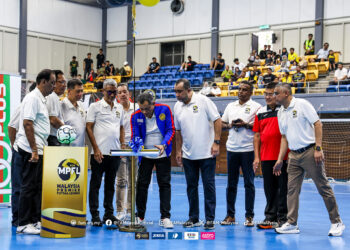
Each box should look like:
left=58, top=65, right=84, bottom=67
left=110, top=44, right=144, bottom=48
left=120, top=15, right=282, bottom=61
left=0, top=74, right=21, bottom=205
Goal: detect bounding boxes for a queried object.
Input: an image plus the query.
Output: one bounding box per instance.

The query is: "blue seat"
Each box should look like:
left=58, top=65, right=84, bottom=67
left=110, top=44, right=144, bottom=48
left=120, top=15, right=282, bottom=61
left=339, top=85, right=348, bottom=92
left=166, top=73, right=175, bottom=79
left=163, top=80, right=172, bottom=88
left=196, top=71, right=204, bottom=78
left=145, top=75, right=153, bottom=80
left=152, top=80, right=162, bottom=89
left=171, top=68, right=178, bottom=73
left=144, top=81, right=153, bottom=89
left=152, top=74, right=159, bottom=80
left=326, top=86, right=338, bottom=92
left=192, top=77, right=203, bottom=87
left=188, top=72, right=196, bottom=78
left=202, top=64, right=210, bottom=70
left=159, top=74, right=166, bottom=80
left=194, top=65, right=201, bottom=71
left=203, top=70, right=214, bottom=78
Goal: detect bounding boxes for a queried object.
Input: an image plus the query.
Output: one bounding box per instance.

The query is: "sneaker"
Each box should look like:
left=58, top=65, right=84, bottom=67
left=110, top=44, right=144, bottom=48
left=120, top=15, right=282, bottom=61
left=135, top=217, right=144, bottom=225
left=116, top=212, right=126, bottom=221
left=257, top=220, right=278, bottom=229
left=275, top=222, right=300, bottom=234
left=220, top=215, right=236, bottom=225
left=103, top=215, right=121, bottom=227
left=91, top=216, right=103, bottom=227
left=244, top=217, right=254, bottom=227
left=16, top=224, right=40, bottom=235
left=33, top=222, right=41, bottom=230
left=183, top=218, right=201, bottom=228
left=160, top=218, right=174, bottom=229
left=204, top=221, right=215, bottom=230
left=328, top=221, right=345, bottom=236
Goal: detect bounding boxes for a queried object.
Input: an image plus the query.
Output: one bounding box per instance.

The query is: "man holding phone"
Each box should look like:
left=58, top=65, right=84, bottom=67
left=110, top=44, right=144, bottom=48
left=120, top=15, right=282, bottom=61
left=221, top=81, right=261, bottom=227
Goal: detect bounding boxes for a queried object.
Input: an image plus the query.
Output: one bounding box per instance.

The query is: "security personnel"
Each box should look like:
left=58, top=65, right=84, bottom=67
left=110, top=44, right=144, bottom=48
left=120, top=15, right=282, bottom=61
left=304, top=34, right=315, bottom=55
left=273, top=83, right=345, bottom=236
left=131, top=92, right=175, bottom=228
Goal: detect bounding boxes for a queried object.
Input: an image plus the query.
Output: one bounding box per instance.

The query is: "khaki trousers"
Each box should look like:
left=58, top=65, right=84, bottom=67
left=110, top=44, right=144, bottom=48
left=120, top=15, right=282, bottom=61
left=287, top=147, right=341, bottom=225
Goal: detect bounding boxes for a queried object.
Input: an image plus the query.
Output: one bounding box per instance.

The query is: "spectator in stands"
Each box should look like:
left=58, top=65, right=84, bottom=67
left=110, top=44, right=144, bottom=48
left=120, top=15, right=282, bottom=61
left=272, top=52, right=280, bottom=65
left=253, top=65, right=262, bottom=76
left=232, top=67, right=241, bottom=82
left=314, top=43, right=329, bottom=62
left=266, top=45, right=273, bottom=55
left=180, top=56, right=197, bottom=71
left=147, top=57, right=160, bottom=74
left=221, top=65, right=234, bottom=82
left=77, top=74, right=82, bottom=80
left=120, top=61, right=132, bottom=77
left=298, top=57, right=308, bottom=70
left=109, top=64, right=116, bottom=76
left=83, top=53, right=94, bottom=80
left=265, top=53, right=275, bottom=71
left=95, top=74, right=106, bottom=89
left=329, top=62, right=349, bottom=85
left=70, top=56, right=79, bottom=78
left=280, top=72, right=292, bottom=84
left=304, top=34, right=315, bottom=55
left=98, top=62, right=106, bottom=76
left=233, top=58, right=245, bottom=72
left=278, top=55, right=290, bottom=72
left=259, top=45, right=268, bottom=59
left=199, top=82, right=211, bottom=96
left=248, top=70, right=257, bottom=84
left=288, top=48, right=299, bottom=64
left=88, top=69, right=96, bottom=82
left=210, top=53, right=225, bottom=71
left=248, top=50, right=256, bottom=66
left=263, top=68, right=277, bottom=85
left=239, top=66, right=250, bottom=79
left=253, top=55, right=261, bottom=66
left=105, top=61, right=111, bottom=75
left=291, top=66, right=305, bottom=87
left=281, top=48, right=288, bottom=58
left=328, top=50, right=336, bottom=71
left=96, top=48, right=105, bottom=69
left=209, top=83, right=221, bottom=97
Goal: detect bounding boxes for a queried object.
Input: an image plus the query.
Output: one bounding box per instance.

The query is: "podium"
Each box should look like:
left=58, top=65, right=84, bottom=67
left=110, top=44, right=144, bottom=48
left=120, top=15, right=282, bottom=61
left=110, top=148, right=159, bottom=232
left=41, top=146, right=88, bottom=238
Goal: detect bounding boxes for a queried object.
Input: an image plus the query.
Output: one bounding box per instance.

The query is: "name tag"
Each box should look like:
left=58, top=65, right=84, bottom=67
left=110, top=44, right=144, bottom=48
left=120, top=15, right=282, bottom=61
left=137, top=119, right=143, bottom=123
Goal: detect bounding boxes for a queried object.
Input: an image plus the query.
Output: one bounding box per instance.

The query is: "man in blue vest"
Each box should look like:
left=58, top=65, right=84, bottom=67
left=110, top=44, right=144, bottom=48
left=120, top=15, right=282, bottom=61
left=130, top=92, right=175, bottom=228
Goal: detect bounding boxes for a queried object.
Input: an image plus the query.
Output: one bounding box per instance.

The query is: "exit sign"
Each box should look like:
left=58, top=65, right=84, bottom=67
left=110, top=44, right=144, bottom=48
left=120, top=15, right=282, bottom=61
left=259, top=24, right=270, bottom=30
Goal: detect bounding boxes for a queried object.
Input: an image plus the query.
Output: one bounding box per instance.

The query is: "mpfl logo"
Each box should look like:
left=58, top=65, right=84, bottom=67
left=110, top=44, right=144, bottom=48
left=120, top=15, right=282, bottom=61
left=57, top=158, right=81, bottom=182
left=201, top=232, right=215, bottom=240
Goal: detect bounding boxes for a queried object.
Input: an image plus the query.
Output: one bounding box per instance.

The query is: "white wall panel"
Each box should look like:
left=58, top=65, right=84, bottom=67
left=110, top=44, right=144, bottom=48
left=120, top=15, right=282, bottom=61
left=0, top=0, right=19, bottom=28
left=107, top=7, right=127, bottom=42
left=219, top=36, right=234, bottom=68
left=235, top=34, right=250, bottom=65
left=117, top=46, right=127, bottom=67
left=37, top=38, right=52, bottom=70
left=27, top=36, right=38, bottom=76
left=3, top=32, right=18, bottom=74
left=199, top=38, right=211, bottom=64
left=344, top=23, right=350, bottom=63
left=65, top=42, right=78, bottom=76
left=325, top=24, right=344, bottom=61
left=0, top=32, right=3, bottom=70
left=185, top=40, right=200, bottom=63
left=299, top=27, right=315, bottom=56
left=325, top=0, right=350, bottom=19
left=135, top=44, right=148, bottom=76
left=147, top=43, right=160, bottom=63
left=52, top=40, right=65, bottom=71
left=282, top=29, right=299, bottom=55
left=28, top=0, right=102, bottom=42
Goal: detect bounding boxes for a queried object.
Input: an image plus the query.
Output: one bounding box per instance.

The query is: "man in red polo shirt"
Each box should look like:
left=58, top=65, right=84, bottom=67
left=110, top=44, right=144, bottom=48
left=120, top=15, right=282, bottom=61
left=253, top=82, right=288, bottom=229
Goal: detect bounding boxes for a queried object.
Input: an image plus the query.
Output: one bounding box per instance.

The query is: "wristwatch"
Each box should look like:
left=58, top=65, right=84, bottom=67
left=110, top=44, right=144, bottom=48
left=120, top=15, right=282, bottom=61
left=315, top=145, right=322, bottom=151
left=214, top=140, right=220, bottom=145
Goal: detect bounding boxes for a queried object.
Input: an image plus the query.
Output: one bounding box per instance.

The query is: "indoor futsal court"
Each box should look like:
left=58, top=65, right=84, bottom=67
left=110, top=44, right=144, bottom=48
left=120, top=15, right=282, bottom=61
left=1, top=0, right=350, bottom=249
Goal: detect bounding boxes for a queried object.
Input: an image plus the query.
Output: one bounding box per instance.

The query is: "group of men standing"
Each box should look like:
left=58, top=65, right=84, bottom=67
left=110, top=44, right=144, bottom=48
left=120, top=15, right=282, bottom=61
left=9, top=69, right=345, bottom=237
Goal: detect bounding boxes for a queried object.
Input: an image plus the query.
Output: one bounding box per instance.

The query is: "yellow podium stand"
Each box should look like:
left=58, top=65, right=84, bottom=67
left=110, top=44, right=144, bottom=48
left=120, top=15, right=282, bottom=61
left=41, top=146, right=88, bottom=238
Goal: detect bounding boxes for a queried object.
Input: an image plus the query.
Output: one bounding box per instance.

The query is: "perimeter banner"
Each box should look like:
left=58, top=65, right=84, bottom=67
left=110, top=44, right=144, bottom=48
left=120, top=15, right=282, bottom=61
left=41, top=146, right=88, bottom=238
left=0, top=74, right=21, bottom=205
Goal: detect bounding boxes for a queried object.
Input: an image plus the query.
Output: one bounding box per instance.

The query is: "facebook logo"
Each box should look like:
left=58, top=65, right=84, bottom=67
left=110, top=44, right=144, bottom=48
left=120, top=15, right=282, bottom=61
left=168, top=232, right=182, bottom=240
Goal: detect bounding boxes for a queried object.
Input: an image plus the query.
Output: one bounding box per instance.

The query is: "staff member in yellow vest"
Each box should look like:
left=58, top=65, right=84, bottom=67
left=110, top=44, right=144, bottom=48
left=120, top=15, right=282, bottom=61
left=61, top=79, right=86, bottom=147
left=16, top=69, right=55, bottom=234
left=86, top=79, right=125, bottom=227
left=273, top=83, right=345, bottom=236
left=304, top=34, right=315, bottom=55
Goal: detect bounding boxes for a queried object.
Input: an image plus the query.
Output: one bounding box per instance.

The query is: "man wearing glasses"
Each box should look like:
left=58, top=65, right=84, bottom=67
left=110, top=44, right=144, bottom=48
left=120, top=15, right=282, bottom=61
left=16, top=69, right=55, bottom=234
left=174, top=78, right=222, bottom=230
left=253, top=82, right=288, bottom=229
left=86, top=79, right=125, bottom=227
left=46, top=70, right=66, bottom=146
left=220, top=81, right=261, bottom=227
left=273, top=83, right=344, bottom=236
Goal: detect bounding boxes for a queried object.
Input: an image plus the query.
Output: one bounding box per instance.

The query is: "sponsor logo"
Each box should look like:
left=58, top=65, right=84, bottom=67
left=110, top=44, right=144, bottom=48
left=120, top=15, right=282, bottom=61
left=201, top=232, right=215, bottom=240
left=135, top=232, right=149, bottom=240
left=184, top=232, right=199, bottom=240
left=151, top=232, right=166, bottom=239
left=292, top=110, right=297, bottom=118
left=137, top=119, right=144, bottom=123
left=57, top=158, right=81, bottom=182
left=116, top=110, right=120, bottom=118
left=193, top=105, right=199, bottom=113
left=168, top=232, right=182, bottom=240
left=159, top=113, right=166, bottom=121
left=245, top=107, right=251, bottom=114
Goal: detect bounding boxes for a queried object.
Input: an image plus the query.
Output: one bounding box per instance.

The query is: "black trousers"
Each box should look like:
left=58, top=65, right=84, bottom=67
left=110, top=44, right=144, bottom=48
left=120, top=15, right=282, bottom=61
left=17, top=147, right=43, bottom=226
left=47, top=135, right=61, bottom=146
left=11, top=148, right=23, bottom=226
left=89, top=155, right=120, bottom=218
left=136, top=157, right=171, bottom=219
left=261, top=160, right=288, bottom=222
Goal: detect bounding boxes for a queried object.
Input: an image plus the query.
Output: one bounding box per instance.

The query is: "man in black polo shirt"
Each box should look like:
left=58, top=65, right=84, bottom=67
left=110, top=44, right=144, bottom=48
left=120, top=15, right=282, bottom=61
left=259, top=45, right=267, bottom=60
left=262, top=68, right=277, bottom=86
left=180, top=56, right=197, bottom=71
left=83, top=53, right=94, bottom=80
left=253, top=82, right=288, bottom=229
left=210, top=53, right=225, bottom=71
left=96, top=48, right=105, bottom=69
left=147, top=57, right=160, bottom=74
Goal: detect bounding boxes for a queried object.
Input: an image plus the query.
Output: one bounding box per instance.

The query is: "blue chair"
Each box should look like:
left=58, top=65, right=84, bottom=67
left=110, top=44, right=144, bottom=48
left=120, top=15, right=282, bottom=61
left=145, top=75, right=153, bottom=81
left=203, top=70, right=214, bottom=78
left=159, top=74, right=166, bottom=80
left=196, top=71, right=204, bottom=78
left=152, top=74, right=159, bottom=80
left=144, top=81, right=153, bottom=89
left=194, top=65, right=201, bottom=71
left=326, top=86, right=338, bottom=92
left=166, top=73, right=175, bottom=79
left=339, top=85, right=348, bottom=92
left=192, top=77, right=203, bottom=87
left=202, top=64, right=210, bottom=70
left=188, top=72, right=196, bottom=78
left=171, top=68, right=178, bottom=73
left=153, top=80, right=162, bottom=89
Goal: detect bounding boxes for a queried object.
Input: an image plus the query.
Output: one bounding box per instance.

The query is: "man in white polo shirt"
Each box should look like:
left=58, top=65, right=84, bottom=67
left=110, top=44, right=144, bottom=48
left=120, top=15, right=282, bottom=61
left=273, top=83, right=345, bottom=236
left=220, top=81, right=261, bottom=227
left=46, top=70, right=66, bottom=146
left=174, top=78, right=222, bottom=230
left=61, top=79, right=85, bottom=146
left=115, top=83, right=138, bottom=221
left=86, top=79, right=125, bottom=227
left=16, top=69, right=55, bottom=234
